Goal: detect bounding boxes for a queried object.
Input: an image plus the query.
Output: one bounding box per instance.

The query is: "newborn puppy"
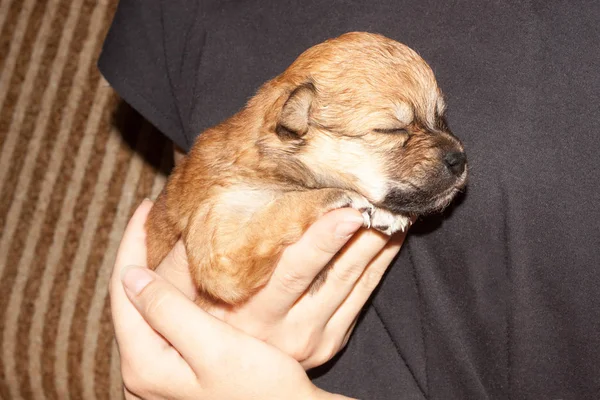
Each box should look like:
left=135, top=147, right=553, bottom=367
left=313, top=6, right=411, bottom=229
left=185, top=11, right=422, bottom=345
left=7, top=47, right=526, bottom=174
left=146, top=32, right=467, bottom=306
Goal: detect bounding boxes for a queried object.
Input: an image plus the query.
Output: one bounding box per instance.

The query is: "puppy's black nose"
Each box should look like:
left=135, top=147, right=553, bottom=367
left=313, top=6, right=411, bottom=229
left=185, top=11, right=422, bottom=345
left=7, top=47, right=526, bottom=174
left=443, top=151, right=466, bottom=176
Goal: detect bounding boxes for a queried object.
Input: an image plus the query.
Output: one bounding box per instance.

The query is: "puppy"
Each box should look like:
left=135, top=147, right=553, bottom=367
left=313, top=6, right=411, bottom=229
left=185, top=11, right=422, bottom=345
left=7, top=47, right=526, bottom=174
left=146, top=32, right=467, bottom=306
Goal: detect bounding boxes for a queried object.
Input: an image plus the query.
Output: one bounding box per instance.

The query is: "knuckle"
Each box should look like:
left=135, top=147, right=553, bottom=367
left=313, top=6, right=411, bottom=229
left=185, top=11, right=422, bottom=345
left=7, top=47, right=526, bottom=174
left=283, top=330, right=320, bottom=362
left=321, top=337, right=344, bottom=362
left=320, top=346, right=339, bottom=365
left=304, top=341, right=340, bottom=368
left=357, top=267, right=386, bottom=292
left=312, top=237, right=342, bottom=256
left=331, top=261, right=364, bottom=283
left=274, top=269, right=309, bottom=294
left=141, top=285, right=171, bottom=317
left=289, top=347, right=310, bottom=362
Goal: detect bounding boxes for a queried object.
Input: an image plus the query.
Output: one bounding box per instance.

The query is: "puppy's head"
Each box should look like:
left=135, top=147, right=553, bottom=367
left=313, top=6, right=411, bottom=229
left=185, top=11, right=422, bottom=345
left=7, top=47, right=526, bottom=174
left=255, top=32, right=467, bottom=215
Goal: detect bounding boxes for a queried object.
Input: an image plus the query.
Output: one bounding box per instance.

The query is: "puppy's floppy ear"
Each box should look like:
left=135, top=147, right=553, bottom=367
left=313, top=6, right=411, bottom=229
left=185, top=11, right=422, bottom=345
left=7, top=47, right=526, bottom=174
left=276, top=82, right=315, bottom=139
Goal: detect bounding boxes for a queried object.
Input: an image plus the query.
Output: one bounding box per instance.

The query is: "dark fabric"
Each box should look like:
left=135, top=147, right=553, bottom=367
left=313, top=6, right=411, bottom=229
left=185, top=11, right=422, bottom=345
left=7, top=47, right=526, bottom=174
left=99, top=1, right=600, bottom=398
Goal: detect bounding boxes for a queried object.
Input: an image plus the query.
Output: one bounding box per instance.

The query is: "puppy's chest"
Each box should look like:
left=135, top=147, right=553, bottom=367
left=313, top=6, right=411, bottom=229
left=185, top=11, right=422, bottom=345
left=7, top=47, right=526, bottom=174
left=213, top=186, right=279, bottom=220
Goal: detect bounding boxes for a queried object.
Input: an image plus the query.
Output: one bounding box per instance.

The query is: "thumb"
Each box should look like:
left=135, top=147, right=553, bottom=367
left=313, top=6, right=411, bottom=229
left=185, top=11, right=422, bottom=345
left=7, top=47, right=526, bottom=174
left=121, top=266, right=236, bottom=372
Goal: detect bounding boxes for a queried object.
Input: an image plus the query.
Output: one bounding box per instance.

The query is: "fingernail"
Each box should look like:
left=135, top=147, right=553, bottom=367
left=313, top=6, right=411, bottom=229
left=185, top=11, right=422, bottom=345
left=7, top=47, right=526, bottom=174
left=121, top=266, right=154, bottom=295
left=335, top=218, right=364, bottom=238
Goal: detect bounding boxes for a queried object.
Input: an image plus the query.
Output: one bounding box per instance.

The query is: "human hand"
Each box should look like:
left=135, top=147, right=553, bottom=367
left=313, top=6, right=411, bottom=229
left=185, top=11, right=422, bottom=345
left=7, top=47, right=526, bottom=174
left=110, top=200, right=351, bottom=399
left=157, top=203, right=409, bottom=369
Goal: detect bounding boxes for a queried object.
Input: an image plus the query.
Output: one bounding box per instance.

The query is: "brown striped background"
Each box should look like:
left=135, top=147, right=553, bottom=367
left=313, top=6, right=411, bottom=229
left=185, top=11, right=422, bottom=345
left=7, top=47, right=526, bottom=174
left=0, top=1, right=174, bottom=399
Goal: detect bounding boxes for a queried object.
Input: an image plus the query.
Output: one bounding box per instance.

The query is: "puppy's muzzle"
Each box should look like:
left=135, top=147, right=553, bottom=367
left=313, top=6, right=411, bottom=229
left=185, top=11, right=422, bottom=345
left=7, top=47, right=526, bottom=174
left=381, top=145, right=467, bottom=215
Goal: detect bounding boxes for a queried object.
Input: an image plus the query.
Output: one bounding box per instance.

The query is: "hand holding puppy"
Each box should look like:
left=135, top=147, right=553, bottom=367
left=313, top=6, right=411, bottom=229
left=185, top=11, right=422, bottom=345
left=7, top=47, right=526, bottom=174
left=112, top=200, right=342, bottom=399
left=155, top=203, right=408, bottom=369
left=111, top=199, right=407, bottom=398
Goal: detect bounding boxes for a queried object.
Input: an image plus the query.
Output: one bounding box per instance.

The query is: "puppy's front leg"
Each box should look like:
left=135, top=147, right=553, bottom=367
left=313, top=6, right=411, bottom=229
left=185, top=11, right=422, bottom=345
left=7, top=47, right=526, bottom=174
left=185, top=188, right=373, bottom=306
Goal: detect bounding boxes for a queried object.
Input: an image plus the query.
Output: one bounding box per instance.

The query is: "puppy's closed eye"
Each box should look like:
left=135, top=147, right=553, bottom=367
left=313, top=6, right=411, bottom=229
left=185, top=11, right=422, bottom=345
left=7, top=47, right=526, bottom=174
left=373, top=128, right=410, bottom=147
left=373, top=128, right=409, bottom=134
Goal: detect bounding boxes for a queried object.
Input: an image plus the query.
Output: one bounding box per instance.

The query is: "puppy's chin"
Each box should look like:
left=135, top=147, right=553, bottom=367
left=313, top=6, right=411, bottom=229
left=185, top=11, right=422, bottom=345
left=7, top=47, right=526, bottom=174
left=379, top=185, right=463, bottom=216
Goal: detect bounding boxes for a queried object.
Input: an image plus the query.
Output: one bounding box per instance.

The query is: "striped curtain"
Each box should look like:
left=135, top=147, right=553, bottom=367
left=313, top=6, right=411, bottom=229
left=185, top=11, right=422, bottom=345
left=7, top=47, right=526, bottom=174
left=0, top=1, right=172, bottom=399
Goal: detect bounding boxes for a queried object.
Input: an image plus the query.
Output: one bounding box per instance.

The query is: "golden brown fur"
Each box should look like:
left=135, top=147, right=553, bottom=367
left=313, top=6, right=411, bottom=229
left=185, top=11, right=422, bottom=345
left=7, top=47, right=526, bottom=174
left=146, top=32, right=467, bottom=306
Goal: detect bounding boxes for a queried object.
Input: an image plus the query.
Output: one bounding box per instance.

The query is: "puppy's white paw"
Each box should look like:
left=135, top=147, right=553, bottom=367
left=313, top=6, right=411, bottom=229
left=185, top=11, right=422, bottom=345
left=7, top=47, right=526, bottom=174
left=327, top=190, right=374, bottom=228
left=370, top=208, right=411, bottom=235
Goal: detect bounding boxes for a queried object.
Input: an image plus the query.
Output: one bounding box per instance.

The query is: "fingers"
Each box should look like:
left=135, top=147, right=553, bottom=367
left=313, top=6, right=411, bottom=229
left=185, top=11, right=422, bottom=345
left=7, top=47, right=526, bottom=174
left=111, top=200, right=198, bottom=394
left=154, top=240, right=197, bottom=300
left=110, top=200, right=166, bottom=354
left=296, top=228, right=392, bottom=322
left=254, top=208, right=364, bottom=315
left=295, top=231, right=405, bottom=370
left=326, top=231, right=406, bottom=333
left=112, top=201, right=204, bottom=398
left=120, top=265, right=240, bottom=374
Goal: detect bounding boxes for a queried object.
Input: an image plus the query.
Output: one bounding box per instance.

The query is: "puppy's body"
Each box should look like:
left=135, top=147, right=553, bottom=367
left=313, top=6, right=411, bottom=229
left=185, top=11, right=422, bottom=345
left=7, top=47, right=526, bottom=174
left=146, top=32, right=467, bottom=306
